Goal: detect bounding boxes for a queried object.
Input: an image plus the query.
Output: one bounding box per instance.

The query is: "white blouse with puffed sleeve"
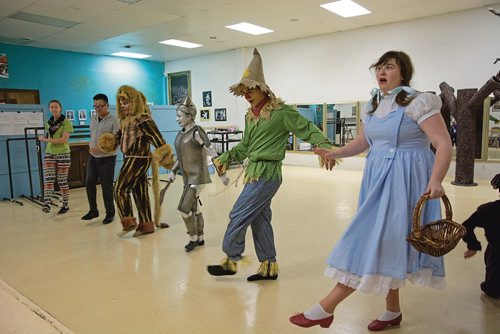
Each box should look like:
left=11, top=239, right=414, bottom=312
left=362, top=92, right=442, bottom=125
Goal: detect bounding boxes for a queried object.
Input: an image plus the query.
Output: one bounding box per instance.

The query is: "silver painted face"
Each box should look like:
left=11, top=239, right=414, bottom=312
left=176, top=110, right=193, bottom=128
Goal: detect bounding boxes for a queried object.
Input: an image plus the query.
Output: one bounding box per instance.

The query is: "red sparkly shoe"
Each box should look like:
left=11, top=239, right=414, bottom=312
left=289, top=313, right=334, bottom=328
left=367, top=314, right=402, bottom=331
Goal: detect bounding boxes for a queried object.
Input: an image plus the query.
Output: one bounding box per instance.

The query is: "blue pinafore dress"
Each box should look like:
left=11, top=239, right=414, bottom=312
left=325, top=105, right=445, bottom=295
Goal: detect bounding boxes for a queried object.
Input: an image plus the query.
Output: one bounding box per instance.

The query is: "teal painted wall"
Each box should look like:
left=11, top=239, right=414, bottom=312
left=0, top=43, right=166, bottom=122
left=0, top=43, right=169, bottom=201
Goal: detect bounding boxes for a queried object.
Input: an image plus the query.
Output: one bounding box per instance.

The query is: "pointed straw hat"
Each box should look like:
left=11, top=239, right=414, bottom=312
left=229, top=48, right=276, bottom=100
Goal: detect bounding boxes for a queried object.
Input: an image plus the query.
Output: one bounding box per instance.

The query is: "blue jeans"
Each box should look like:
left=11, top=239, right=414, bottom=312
left=222, top=177, right=282, bottom=262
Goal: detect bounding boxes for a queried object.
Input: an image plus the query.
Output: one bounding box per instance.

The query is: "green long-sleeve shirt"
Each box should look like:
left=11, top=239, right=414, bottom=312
left=218, top=101, right=331, bottom=183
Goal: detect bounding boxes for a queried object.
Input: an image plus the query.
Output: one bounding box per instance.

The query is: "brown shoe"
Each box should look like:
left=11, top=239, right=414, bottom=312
left=133, top=221, right=155, bottom=237
left=120, top=217, right=137, bottom=232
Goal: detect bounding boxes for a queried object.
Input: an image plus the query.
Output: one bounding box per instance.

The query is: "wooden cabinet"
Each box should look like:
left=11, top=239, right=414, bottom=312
left=0, top=89, right=40, bottom=104
left=68, top=142, right=90, bottom=188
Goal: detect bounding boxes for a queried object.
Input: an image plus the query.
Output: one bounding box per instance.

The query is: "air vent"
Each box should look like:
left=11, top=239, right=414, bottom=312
left=8, top=12, right=78, bottom=28
left=0, top=35, right=32, bottom=45
left=118, top=0, right=141, bottom=4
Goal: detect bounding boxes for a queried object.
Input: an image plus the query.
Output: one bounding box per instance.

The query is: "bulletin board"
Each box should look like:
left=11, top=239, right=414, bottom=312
left=0, top=107, right=44, bottom=136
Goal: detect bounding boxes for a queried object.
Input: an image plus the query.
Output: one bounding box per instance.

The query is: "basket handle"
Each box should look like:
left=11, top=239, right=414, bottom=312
left=412, top=194, right=453, bottom=233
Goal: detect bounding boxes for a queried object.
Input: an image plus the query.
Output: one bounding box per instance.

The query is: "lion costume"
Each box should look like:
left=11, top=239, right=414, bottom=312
left=114, top=85, right=174, bottom=236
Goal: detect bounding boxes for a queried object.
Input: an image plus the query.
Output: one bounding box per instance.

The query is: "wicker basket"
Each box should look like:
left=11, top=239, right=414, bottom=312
left=407, top=194, right=465, bottom=257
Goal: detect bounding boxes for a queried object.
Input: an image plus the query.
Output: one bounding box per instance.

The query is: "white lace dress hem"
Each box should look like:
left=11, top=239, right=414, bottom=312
left=324, top=267, right=446, bottom=296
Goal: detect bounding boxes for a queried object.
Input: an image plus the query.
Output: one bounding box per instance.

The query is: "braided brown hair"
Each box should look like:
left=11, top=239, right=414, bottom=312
left=369, top=51, right=416, bottom=113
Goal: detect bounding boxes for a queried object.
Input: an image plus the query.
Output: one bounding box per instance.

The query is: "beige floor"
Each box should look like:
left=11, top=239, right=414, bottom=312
left=0, top=166, right=499, bottom=334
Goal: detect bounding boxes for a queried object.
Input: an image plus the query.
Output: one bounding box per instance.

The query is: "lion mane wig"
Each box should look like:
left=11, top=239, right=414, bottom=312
left=116, top=85, right=151, bottom=122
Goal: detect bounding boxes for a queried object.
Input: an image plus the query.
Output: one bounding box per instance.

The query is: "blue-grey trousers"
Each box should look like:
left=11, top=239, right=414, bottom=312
left=222, top=177, right=282, bottom=262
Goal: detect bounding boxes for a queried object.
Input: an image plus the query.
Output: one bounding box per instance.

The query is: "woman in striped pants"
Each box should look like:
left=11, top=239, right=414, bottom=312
left=39, top=99, right=74, bottom=214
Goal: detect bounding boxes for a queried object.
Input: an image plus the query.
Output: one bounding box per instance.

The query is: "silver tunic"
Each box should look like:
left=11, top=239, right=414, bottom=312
left=174, top=125, right=212, bottom=185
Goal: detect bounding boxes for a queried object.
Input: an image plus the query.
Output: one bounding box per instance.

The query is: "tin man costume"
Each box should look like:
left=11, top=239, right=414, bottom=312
left=168, top=96, right=229, bottom=252
left=111, top=85, right=175, bottom=237
left=207, top=48, right=333, bottom=281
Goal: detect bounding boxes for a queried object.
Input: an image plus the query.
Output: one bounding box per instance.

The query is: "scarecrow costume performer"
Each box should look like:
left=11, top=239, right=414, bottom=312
left=207, top=48, right=334, bottom=281
left=168, top=96, right=230, bottom=252
left=113, top=85, right=174, bottom=237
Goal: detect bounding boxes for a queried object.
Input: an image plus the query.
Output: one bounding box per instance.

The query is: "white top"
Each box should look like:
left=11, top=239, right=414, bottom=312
left=362, top=92, right=442, bottom=125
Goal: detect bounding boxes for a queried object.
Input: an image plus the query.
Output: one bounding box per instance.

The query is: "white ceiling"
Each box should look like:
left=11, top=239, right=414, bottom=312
left=1, top=0, right=499, bottom=62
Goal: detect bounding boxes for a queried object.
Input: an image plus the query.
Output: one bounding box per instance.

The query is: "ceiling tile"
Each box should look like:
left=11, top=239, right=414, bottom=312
left=0, top=17, right=63, bottom=41
left=0, top=0, right=499, bottom=62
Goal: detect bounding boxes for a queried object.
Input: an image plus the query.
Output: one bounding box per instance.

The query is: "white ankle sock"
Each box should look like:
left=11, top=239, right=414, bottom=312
left=190, top=235, right=198, bottom=242
left=304, top=303, right=332, bottom=320
left=377, top=310, right=401, bottom=321
left=198, top=235, right=204, bottom=241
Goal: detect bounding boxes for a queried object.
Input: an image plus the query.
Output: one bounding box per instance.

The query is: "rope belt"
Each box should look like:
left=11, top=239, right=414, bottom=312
left=124, top=155, right=150, bottom=159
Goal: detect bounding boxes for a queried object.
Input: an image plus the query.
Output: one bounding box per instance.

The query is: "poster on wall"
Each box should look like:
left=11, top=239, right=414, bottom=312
left=78, top=109, right=87, bottom=120
left=202, top=91, right=212, bottom=107
left=215, top=108, right=227, bottom=122
left=66, top=110, right=75, bottom=120
left=167, top=71, right=191, bottom=105
left=200, top=108, right=210, bottom=121
left=0, top=54, right=8, bottom=79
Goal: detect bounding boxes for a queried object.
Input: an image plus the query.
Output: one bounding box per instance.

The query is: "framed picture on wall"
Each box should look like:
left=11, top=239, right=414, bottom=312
left=202, top=91, right=212, bottom=107
left=78, top=109, right=87, bottom=120
left=214, top=108, right=227, bottom=122
left=91, top=109, right=97, bottom=117
left=200, top=108, right=210, bottom=121
left=167, top=71, right=191, bottom=105
left=0, top=54, right=9, bottom=79
left=66, top=110, right=74, bottom=120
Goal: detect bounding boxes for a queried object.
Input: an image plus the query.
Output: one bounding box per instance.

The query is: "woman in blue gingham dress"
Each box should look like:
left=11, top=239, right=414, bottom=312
left=290, top=51, right=452, bottom=331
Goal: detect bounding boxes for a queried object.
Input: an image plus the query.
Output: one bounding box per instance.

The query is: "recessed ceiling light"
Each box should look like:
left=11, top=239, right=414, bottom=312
left=111, top=52, right=151, bottom=59
left=158, top=39, right=203, bottom=48
left=225, top=22, right=273, bottom=35
left=320, top=0, right=370, bottom=18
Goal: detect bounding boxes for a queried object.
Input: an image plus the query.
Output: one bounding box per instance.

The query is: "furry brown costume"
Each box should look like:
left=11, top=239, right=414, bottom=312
left=114, top=85, right=174, bottom=237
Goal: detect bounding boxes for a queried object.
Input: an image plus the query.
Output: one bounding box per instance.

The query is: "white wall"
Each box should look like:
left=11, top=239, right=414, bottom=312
left=165, top=5, right=500, bottom=179
left=164, top=49, right=248, bottom=128
left=266, top=6, right=500, bottom=103
left=166, top=6, right=499, bottom=119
